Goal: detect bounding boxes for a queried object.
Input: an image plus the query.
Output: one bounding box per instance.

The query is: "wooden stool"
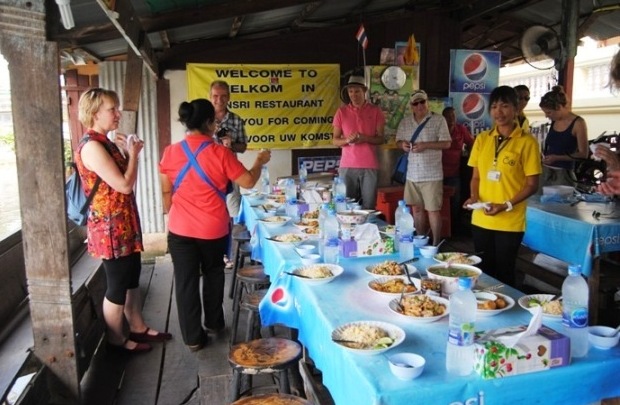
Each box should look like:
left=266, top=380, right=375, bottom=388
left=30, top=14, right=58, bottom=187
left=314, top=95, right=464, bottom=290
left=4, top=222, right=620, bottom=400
left=229, top=230, right=253, bottom=299
left=231, top=393, right=311, bottom=405
left=228, top=338, right=302, bottom=402
left=230, top=265, right=270, bottom=345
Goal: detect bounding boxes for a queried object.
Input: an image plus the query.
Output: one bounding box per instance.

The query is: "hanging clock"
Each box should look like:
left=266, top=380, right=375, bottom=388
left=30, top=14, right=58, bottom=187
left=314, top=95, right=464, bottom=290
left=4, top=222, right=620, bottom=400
left=381, top=66, right=407, bottom=90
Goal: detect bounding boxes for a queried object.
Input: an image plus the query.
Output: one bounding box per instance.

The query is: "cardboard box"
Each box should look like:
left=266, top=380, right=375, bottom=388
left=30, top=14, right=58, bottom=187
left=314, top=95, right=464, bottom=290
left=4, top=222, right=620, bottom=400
left=340, top=235, right=395, bottom=258
left=474, top=325, right=570, bottom=379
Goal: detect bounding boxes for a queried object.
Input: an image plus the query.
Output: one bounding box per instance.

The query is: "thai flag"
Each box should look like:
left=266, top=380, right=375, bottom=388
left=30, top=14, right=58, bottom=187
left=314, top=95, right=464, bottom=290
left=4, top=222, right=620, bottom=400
left=356, top=24, right=368, bottom=50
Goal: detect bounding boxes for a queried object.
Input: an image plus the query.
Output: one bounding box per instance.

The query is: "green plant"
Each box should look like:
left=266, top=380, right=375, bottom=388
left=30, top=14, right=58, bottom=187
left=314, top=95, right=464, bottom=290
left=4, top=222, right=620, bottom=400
left=0, top=132, right=15, bottom=151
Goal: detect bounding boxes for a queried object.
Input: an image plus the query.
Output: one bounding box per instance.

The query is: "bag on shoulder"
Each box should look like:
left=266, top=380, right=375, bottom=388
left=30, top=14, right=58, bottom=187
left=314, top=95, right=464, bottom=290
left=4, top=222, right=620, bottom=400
left=391, top=153, right=408, bottom=185
left=66, top=163, right=101, bottom=226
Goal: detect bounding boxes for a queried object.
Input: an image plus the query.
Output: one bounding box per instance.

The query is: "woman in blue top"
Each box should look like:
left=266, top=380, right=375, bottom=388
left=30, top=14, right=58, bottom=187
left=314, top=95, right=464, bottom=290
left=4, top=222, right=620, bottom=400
left=538, top=85, right=589, bottom=190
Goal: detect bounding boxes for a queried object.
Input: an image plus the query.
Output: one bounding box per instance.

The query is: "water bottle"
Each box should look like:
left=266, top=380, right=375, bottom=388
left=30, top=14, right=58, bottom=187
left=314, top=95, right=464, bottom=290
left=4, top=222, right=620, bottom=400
left=562, top=264, right=589, bottom=358
left=323, top=209, right=340, bottom=263
left=446, top=277, right=477, bottom=376
left=284, top=178, right=298, bottom=220
left=397, top=205, right=414, bottom=259
left=298, top=162, right=308, bottom=185
left=260, top=165, right=270, bottom=195
left=318, top=203, right=329, bottom=257
left=394, top=200, right=406, bottom=251
left=333, top=176, right=347, bottom=212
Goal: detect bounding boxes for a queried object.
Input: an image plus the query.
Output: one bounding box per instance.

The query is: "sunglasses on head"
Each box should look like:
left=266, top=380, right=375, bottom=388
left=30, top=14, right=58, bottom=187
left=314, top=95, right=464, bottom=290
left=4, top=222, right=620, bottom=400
left=410, top=99, right=426, bottom=107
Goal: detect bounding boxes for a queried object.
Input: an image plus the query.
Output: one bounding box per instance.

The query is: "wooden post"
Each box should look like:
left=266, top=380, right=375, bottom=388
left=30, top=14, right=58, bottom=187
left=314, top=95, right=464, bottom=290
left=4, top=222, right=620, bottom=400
left=118, top=48, right=143, bottom=135
left=0, top=0, right=79, bottom=401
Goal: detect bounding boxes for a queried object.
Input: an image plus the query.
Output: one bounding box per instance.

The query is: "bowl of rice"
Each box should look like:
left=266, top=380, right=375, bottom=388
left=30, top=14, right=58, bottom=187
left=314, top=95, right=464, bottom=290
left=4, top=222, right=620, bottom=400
left=292, top=264, right=344, bottom=285
left=331, top=320, right=405, bottom=355
left=518, top=294, right=562, bottom=319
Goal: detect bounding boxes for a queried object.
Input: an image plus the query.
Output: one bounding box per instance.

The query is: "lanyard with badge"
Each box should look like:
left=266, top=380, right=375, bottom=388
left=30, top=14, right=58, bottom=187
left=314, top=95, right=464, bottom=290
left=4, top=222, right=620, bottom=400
left=487, top=135, right=510, bottom=182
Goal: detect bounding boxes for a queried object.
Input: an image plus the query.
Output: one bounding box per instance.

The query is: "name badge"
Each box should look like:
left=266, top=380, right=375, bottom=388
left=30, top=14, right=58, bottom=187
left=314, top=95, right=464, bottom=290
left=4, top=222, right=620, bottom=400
left=487, top=170, right=501, bottom=182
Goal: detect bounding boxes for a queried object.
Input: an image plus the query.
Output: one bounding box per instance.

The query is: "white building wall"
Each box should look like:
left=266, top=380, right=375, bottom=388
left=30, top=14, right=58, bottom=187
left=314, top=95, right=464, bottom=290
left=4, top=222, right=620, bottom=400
left=500, top=44, right=620, bottom=139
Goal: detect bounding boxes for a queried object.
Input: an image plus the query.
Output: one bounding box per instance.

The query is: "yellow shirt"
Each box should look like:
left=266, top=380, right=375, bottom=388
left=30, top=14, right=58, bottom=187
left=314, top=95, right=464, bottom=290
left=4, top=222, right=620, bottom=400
left=468, top=125, right=542, bottom=232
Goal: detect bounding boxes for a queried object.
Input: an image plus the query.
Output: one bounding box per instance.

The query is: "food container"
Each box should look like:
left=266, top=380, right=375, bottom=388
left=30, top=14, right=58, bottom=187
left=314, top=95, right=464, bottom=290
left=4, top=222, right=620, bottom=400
left=588, top=326, right=620, bottom=350
left=336, top=210, right=369, bottom=225
left=420, top=276, right=442, bottom=296
left=426, top=264, right=482, bottom=296
left=419, top=245, right=438, bottom=258
left=387, top=353, right=425, bottom=380
left=413, top=235, right=429, bottom=247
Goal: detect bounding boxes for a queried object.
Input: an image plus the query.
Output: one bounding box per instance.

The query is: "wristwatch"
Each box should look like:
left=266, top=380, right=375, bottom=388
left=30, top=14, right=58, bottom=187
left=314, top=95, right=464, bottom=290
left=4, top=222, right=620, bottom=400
left=504, top=201, right=513, bottom=212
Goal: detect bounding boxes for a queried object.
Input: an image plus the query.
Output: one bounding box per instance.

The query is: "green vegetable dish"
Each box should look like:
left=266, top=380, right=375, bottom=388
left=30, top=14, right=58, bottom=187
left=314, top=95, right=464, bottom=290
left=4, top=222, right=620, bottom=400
left=428, top=267, right=478, bottom=278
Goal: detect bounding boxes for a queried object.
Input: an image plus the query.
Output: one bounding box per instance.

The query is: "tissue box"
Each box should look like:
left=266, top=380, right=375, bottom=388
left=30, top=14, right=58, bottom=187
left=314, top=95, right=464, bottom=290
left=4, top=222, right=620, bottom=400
left=474, top=325, right=570, bottom=379
left=340, top=235, right=395, bottom=258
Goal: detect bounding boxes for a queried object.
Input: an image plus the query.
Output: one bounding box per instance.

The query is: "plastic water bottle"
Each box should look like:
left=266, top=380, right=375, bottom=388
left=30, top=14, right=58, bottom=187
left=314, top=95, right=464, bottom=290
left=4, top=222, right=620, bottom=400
left=397, top=206, right=414, bottom=260
left=285, top=178, right=297, bottom=202
left=562, top=264, right=589, bottom=358
left=260, top=165, right=270, bottom=195
left=446, top=277, right=477, bottom=376
left=317, top=203, right=329, bottom=257
left=298, top=162, right=308, bottom=185
left=333, top=176, right=347, bottom=212
left=323, top=209, right=340, bottom=263
left=394, top=200, right=406, bottom=251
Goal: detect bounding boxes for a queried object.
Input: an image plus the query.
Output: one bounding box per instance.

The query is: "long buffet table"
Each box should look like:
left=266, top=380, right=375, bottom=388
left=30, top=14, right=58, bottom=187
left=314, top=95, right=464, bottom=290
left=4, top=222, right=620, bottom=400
left=239, top=196, right=620, bottom=405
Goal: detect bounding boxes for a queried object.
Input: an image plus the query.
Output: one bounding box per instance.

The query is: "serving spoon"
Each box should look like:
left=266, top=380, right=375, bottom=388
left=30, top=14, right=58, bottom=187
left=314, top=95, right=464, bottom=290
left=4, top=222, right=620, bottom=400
left=604, top=324, right=620, bottom=337
left=385, top=354, right=415, bottom=368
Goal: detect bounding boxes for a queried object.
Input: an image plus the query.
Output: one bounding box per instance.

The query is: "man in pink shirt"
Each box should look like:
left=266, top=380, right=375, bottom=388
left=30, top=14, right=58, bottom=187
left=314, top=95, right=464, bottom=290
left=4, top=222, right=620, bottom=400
left=332, top=75, right=386, bottom=209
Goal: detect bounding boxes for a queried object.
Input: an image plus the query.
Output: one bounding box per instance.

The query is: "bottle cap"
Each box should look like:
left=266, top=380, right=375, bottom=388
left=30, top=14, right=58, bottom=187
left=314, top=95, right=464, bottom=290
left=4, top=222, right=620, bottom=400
left=568, top=264, right=582, bottom=275
left=457, top=277, right=473, bottom=289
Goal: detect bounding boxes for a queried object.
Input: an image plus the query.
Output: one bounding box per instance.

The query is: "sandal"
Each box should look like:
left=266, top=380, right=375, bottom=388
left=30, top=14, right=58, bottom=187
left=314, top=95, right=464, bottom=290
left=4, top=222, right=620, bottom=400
left=224, top=255, right=234, bottom=269
left=109, top=338, right=152, bottom=353
left=129, top=327, right=173, bottom=343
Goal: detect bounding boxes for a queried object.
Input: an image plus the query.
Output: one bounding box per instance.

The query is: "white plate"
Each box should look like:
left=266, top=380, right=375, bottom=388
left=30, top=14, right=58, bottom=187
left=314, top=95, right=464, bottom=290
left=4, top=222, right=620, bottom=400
left=518, top=294, right=563, bottom=319
left=291, top=264, right=344, bottom=285
left=365, top=261, right=417, bottom=278
left=266, top=233, right=308, bottom=244
left=388, top=295, right=450, bottom=323
left=476, top=292, right=515, bottom=317
left=331, top=320, right=405, bottom=355
left=433, top=252, right=482, bottom=265
left=258, top=216, right=291, bottom=228
left=368, top=276, right=421, bottom=296
left=292, top=221, right=318, bottom=231
left=300, top=227, right=321, bottom=239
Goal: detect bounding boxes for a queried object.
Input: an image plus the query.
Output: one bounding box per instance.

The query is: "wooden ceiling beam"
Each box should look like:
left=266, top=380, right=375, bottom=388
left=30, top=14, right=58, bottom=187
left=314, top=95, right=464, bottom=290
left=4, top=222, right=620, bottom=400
left=229, top=16, right=245, bottom=38
left=291, top=1, right=323, bottom=29
left=94, top=0, right=158, bottom=76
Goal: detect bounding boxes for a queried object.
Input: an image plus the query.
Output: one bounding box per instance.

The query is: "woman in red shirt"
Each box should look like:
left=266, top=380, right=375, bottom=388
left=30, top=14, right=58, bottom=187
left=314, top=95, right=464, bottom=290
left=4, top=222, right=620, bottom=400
left=159, top=99, right=270, bottom=351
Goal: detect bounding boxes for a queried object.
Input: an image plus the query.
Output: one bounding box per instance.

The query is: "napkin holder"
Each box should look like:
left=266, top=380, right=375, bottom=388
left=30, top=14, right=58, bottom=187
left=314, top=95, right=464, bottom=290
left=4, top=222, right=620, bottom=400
left=473, top=308, right=570, bottom=379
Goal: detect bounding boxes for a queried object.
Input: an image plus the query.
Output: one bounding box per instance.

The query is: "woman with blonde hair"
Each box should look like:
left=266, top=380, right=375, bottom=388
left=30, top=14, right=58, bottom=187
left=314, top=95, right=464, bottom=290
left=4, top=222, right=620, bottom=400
left=538, top=85, right=589, bottom=189
left=76, top=88, right=171, bottom=353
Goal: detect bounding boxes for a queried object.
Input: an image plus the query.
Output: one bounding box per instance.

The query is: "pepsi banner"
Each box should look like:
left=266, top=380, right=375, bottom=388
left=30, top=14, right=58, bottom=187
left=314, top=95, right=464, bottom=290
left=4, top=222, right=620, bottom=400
left=449, top=50, right=501, bottom=94
left=449, top=49, right=501, bottom=135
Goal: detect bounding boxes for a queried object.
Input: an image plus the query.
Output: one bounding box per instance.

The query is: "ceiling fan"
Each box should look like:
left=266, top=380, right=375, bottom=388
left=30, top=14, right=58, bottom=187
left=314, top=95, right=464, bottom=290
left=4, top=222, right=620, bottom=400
left=520, top=25, right=566, bottom=70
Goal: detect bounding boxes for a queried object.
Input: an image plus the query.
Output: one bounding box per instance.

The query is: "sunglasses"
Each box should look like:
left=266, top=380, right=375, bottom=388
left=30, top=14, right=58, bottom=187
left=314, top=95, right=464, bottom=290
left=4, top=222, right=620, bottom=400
left=410, top=100, right=426, bottom=107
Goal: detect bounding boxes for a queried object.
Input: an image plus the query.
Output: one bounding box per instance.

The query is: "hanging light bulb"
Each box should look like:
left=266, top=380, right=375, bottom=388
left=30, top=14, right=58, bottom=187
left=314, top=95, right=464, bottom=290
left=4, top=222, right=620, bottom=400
left=55, top=0, right=75, bottom=30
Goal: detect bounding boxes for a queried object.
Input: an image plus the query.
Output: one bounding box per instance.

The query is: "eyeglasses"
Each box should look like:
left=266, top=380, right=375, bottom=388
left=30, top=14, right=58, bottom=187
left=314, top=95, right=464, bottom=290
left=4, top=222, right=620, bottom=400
left=519, top=96, right=530, bottom=101
left=410, top=100, right=426, bottom=107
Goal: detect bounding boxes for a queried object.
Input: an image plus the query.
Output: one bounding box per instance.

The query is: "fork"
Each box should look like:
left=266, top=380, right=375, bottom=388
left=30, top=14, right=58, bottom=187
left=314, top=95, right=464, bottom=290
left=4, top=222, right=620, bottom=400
left=397, top=287, right=407, bottom=312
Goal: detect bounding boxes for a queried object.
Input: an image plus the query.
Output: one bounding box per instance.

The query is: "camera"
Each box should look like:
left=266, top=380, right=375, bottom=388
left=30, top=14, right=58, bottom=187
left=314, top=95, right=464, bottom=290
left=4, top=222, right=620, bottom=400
left=214, top=127, right=230, bottom=145
left=590, top=131, right=620, bottom=152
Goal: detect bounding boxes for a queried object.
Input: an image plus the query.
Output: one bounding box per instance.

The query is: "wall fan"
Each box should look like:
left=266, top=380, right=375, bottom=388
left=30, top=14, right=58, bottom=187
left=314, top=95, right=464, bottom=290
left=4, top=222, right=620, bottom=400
left=520, top=25, right=565, bottom=70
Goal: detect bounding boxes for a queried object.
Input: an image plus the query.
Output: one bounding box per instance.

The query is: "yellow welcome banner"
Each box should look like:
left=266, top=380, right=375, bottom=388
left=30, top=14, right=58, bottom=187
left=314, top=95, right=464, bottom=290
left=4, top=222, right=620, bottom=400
left=187, top=64, right=340, bottom=149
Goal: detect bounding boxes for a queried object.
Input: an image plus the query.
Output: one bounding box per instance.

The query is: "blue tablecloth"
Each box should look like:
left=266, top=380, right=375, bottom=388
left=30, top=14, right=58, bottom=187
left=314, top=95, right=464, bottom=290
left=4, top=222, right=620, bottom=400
left=238, top=197, right=620, bottom=405
left=524, top=198, right=620, bottom=276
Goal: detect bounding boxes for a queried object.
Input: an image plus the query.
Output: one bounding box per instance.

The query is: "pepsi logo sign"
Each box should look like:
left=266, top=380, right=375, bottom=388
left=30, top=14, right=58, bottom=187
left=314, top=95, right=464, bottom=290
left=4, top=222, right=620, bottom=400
left=461, top=93, right=486, bottom=121
left=462, top=53, right=488, bottom=82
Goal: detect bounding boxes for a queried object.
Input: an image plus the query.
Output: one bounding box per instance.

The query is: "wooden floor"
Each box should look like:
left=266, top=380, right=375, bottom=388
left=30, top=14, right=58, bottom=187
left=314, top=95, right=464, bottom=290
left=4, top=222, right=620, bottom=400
left=84, top=229, right=619, bottom=405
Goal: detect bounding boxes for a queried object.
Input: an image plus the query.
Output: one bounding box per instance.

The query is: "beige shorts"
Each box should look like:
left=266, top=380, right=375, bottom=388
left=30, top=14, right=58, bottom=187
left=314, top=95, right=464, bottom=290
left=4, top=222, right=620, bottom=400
left=404, top=180, right=443, bottom=211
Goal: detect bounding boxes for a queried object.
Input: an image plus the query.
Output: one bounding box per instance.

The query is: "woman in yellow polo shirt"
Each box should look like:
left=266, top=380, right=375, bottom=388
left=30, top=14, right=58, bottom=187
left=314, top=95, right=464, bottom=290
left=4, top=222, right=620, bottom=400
left=464, top=86, right=542, bottom=286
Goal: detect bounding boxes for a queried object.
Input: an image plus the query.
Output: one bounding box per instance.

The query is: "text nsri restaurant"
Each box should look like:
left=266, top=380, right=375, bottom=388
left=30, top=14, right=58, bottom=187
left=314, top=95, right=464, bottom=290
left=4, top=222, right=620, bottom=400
left=187, top=64, right=340, bottom=149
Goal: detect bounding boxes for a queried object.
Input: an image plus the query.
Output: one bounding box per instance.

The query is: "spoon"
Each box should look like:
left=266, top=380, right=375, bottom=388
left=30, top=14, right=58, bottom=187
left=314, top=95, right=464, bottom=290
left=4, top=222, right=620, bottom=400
left=435, top=239, right=446, bottom=249
left=604, top=324, right=620, bottom=337
left=385, top=354, right=415, bottom=368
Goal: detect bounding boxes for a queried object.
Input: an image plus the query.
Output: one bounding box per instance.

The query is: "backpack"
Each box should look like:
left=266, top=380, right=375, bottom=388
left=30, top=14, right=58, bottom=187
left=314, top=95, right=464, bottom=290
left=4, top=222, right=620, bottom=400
left=65, top=163, right=102, bottom=226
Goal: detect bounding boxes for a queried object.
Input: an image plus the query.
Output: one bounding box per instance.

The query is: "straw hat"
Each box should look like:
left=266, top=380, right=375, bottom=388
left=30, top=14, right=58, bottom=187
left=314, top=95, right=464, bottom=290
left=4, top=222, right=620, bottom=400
left=340, top=75, right=368, bottom=103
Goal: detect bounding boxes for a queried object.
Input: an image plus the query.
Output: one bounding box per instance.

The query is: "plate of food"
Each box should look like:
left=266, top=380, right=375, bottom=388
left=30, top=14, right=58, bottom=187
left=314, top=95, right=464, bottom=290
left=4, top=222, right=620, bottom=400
left=293, top=219, right=319, bottom=230
left=388, top=294, right=450, bottom=323
left=331, top=320, right=405, bottom=355
left=301, top=227, right=321, bottom=239
left=267, top=233, right=308, bottom=244
left=518, top=294, right=563, bottom=319
left=433, top=252, right=482, bottom=265
left=301, top=210, right=319, bottom=221
left=368, top=276, right=420, bottom=296
left=365, top=260, right=416, bottom=278
left=258, top=215, right=291, bottom=229
left=475, top=291, right=515, bottom=317
left=290, top=264, right=344, bottom=285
